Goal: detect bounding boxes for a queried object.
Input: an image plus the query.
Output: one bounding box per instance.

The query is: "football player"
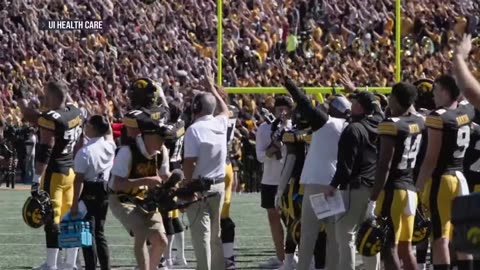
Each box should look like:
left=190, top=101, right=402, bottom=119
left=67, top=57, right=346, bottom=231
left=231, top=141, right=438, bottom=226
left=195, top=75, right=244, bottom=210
left=463, top=109, right=480, bottom=194
left=122, top=78, right=169, bottom=144
left=19, top=81, right=83, bottom=270
left=412, top=79, right=435, bottom=270
left=161, top=101, right=187, bottom=267
left=370, top=82, right=423, bottom=270
left=454, top=33, right=480, bottom=270
left=416, top=75, right=475, bottom=270
left=274, top=105, right=327, bottom=270
left=222, top=103, right=240, bottom=269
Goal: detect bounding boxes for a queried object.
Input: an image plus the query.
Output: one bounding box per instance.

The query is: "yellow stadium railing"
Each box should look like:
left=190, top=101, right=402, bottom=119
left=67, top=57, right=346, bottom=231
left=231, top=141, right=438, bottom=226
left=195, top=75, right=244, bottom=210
left=216, top=0, right=401, bottom=94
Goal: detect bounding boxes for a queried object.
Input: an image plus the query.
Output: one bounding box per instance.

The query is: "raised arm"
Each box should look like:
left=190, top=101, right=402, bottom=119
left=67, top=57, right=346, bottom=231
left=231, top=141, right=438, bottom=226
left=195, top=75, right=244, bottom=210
left=284, top=77, right=328, bottom=131
left=205, top=59, right=228, bottom=117
left=453, top=34, right=480, bottom=109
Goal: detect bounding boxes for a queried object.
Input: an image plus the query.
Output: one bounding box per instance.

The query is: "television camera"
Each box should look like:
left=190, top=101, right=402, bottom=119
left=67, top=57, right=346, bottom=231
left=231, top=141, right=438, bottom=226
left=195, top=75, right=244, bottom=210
left=135, top=169, right=216, bottom=213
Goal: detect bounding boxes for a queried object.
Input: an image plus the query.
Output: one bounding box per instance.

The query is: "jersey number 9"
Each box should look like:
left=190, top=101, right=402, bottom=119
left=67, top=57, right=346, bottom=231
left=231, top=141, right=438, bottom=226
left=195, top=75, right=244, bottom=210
left=62, top=126, right=82, bottom=154
left=454, top=125, right=470, bottom=159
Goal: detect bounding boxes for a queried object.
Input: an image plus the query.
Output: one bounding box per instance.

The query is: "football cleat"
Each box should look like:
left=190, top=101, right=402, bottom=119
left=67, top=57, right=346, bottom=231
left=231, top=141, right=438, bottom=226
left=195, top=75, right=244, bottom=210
left=23, top=190, right=53, bottom=228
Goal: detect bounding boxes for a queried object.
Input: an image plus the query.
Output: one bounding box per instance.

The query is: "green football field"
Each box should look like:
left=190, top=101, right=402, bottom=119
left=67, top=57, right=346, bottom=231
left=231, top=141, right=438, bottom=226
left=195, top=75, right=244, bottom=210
left=0, top=188, right=277, bottom=270
left=0, top=188, right=367, bottom=270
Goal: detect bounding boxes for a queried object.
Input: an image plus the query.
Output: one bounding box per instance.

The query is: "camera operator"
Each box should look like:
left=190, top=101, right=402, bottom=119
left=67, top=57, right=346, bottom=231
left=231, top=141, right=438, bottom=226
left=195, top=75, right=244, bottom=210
left=71, top=115, right=116, bottom=270
left=255, top=96, right=293, bottom=269
left=182, top=62, right=229, bottom=270
left=108, top=115, right=170, bottom=270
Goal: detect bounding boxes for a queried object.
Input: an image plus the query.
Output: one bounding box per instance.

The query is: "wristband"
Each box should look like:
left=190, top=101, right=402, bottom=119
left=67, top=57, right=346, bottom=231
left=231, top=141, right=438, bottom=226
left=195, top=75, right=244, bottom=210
left=32, top=174, right=42, bottom=184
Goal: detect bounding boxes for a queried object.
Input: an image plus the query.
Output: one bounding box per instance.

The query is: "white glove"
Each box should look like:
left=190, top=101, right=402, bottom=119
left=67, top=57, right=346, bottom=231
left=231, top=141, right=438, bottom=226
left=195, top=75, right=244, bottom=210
left=274, top=192, right=283, bottom=211
left=364, top=200, right=376, bottom=220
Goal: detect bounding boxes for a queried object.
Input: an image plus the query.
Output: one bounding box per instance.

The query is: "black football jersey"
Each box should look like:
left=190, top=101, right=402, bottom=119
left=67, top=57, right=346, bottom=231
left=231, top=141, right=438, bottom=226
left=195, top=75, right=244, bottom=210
left=463, top=108, right=480, bottom=190
left=281, top=128, right=311, bottom=181
left=426, top=104, right=475, bottom=177
left=37, top=104, right=83, bottom=174
left=164, top=119, right=185, bottom=170
left=226, top=105, right=239, bottom=163
left=121, top=106, right=169, bottom=144
left=123, top=106, right=168, bottom=130
left=378, top=114, right=424, bottom=191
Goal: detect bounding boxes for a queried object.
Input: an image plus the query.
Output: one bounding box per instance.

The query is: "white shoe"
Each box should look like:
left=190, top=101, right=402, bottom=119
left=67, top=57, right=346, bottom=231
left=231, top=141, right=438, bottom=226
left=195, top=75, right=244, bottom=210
left=164, top=259, right=173, bottom=267
left=259, top=257, right=283, bottom=269
left=276, top=263, right=295, bottom=270
left=292, top=254, right=298, bottom=267
left=59, top=263, right=77, bottom=270
left=32, top=263, right=57, bottom=270
left=173, top=257, right=188, bottom=266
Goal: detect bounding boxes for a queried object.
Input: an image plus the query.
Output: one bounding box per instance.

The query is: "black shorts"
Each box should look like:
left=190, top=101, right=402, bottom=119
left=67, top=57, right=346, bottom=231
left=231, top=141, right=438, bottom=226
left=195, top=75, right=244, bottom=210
left=161, top=212, right=183, bottom=235
left=261, top=184, right=278, bottom=209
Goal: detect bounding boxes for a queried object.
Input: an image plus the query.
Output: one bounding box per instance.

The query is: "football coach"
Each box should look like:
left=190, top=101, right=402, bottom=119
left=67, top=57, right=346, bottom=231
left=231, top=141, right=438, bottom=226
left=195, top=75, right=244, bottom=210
left=183, top=62, right=229, bottom=270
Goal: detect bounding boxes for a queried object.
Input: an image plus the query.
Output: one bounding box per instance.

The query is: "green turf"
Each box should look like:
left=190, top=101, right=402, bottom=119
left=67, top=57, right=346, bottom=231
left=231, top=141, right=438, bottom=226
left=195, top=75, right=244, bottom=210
left=0, top=190, right=277, bottom=270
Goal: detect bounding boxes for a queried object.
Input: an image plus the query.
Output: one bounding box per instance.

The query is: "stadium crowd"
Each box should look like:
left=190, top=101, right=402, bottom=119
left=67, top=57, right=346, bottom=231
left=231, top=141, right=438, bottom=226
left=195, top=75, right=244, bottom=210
left=1, top=1, right=480, bottom=270
left=1, top=0, right=480, bottom=190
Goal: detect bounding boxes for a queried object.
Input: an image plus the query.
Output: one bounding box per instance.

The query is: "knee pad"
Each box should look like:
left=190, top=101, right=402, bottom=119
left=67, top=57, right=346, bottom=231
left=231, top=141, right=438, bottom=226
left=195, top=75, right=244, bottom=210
left=45, top=223, right=60, bottom=248
left=221, top=218, right=236, bottom=243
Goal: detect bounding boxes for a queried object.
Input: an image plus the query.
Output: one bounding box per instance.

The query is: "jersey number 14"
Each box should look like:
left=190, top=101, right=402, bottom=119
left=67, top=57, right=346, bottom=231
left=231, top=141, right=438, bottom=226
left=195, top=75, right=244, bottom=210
left=398, top=134, right=422, bottom=170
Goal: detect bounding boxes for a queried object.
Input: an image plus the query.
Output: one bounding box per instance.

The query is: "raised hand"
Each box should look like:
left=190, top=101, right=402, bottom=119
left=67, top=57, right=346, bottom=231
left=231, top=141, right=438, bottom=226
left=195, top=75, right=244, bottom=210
left=455, top=34, right=472, bottom=60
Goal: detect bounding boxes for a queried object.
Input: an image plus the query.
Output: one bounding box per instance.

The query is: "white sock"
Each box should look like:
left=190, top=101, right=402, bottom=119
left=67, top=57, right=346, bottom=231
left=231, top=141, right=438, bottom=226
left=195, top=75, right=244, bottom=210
left=47, top=248, right=59, bottom=268
left=163, top=235, right=174, bottom=260
left=417, top=263, right=426, bottom=270
left=65, top=248, right=79, bottom=266
left=284, top=253, right=294, bottom=265
left=223, top=242, right=235, bottom=258
left=174, top=232, right=185, bottom=260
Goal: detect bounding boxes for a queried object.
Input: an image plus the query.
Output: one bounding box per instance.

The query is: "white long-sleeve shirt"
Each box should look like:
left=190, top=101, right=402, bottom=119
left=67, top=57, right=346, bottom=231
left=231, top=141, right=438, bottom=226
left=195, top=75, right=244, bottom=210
left=300, top=116, right=347, bottom=185
left=256, top=122, right=287, bottom=186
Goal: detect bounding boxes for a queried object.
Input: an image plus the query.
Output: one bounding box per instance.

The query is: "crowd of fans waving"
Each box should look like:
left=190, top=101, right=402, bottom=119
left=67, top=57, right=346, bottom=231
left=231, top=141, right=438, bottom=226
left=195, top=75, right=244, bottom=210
left=1, top=0, right=480, bottom=190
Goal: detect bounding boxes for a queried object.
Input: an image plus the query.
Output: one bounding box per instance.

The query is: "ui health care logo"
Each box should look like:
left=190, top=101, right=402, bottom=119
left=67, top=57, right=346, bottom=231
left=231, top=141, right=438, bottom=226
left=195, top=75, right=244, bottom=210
left=41, top=20, right=103, bottom=31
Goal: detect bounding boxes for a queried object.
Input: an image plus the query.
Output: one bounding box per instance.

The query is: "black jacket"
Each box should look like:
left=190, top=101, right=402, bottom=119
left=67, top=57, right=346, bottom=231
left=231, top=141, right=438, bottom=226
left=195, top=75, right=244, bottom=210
left=284, top=78, right=328, bottom=131
left=330, top=110, right=383, bottom=190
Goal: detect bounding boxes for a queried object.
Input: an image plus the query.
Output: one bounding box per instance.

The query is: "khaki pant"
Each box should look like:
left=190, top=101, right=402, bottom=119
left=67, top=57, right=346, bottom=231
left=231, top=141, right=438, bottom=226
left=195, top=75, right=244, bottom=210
left=334, top=187, right=380, bottom=270
left=108, top=195, right=165, bottom=238
left=297, top=184, right=338, bottom=270
left=186, top=182, right=225, bottom=270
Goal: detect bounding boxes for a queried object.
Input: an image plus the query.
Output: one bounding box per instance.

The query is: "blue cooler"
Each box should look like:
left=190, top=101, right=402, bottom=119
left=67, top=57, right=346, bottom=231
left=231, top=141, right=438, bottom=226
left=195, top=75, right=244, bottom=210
left=58, top=220, right=93, bottom=248
left=451, top=192, right=480, bottom=255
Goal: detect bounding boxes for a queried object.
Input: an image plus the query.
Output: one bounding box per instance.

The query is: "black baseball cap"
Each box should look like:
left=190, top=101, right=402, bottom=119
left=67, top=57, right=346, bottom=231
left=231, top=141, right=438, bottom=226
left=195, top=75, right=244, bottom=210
left=350, top=91, right=377, bottom=114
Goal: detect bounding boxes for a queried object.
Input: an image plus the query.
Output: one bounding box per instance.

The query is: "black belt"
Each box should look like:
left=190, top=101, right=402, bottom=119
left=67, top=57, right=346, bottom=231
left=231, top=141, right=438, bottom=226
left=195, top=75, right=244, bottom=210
left=197, top=177, right=224, bottom=185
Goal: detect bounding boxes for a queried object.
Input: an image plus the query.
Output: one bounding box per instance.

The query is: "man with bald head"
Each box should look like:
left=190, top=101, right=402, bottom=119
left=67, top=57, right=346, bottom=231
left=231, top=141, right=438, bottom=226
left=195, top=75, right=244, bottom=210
left=183, top=63, right=229, bottom=270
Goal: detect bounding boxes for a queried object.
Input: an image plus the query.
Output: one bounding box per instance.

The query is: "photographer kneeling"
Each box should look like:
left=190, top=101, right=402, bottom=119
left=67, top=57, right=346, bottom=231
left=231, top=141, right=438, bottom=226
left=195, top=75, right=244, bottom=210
left=108, top=115, right=170, bottom=270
